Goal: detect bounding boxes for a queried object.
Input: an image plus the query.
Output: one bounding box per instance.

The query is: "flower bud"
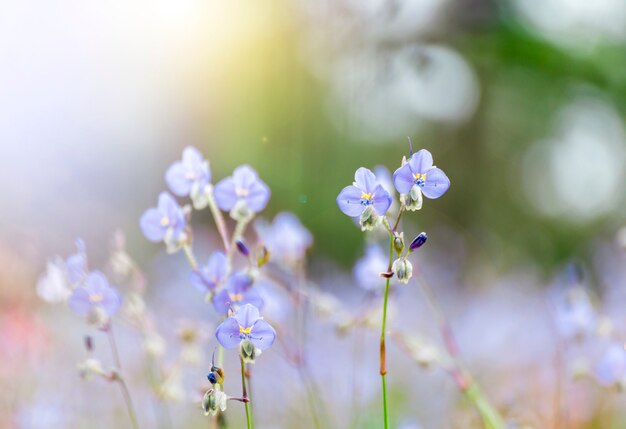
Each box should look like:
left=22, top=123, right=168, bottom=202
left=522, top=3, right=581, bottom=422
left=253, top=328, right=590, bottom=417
left=84, top=335, right=94, bottom=352
left=401, top=185, right=423, bottom=211
left=202, top=389, right=228, bottom=416
left=409, top=232, right=428, bottom=251
left=392, top=258, right=413, bottom=284
left=77, top=358, right=106, bottom=380
left=359, top=205, right=379, bottom=231
left=239, top=339, right=258, bottom=364
left=256, top=246, right=270, bottom=267
left=393, top=232, right=405, bottom=255
left=236, top=240, right=250, bottom=256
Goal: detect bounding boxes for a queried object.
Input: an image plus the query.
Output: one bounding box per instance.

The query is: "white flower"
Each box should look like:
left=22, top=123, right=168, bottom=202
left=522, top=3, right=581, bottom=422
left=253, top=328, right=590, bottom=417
left=36, top=258, right=71, bottom=303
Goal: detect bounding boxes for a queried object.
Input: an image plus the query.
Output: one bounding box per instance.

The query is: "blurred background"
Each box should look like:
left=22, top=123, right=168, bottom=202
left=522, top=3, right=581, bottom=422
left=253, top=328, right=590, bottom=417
left=1, top=0, right=626, bottom=428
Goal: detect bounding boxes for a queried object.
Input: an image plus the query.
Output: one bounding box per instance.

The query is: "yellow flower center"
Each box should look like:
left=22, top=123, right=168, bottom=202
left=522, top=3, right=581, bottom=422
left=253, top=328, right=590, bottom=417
left=239, top=326, right=252, bottom=335
left=229, top=293, right=243, bottom=302
left=89, top=293, right=104, bottom=304
left=160, top=217, right=170, bottom=226
left=361, top=192, right=372, bottom=201
left=414, top=173, right=426, bottom=181
left=235, top=187, right=249, bottom=197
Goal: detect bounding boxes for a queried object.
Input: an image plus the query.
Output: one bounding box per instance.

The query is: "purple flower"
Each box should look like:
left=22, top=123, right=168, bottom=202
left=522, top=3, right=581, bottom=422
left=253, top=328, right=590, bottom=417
left=215, top=304, right=276, bottom=350
left=354, top=244, right=390, bottom=292
left=393, top=149, right=450, bottom=208
left=213, top=165, right=270, bottom=216
left=409, top=232, right=428, bottom=251
left=189, top=252, right=228, bottom=293
left=140, top=192, right=187, bottom=252
left=256, top=212, right=313, bottom=265
left=212, top=273, right=264, bottom=315
left=165, top=146, right=212, bottom=209
left=595, top=342, right=626, bottom=386
left=336, top=168, right=392, bottom=229
left=65, top=239, right=87, bottom=285
left=68, top=271, right=121, bottom=318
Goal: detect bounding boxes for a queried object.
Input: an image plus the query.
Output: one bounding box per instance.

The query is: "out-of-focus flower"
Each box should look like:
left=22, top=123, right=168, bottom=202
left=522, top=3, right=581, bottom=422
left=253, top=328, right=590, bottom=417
left=215, top=304, right=276, bottom=353
left=202, top=388, right=228, bottom=416
left=65, top=239, right=87, bottom=284
left=142, top=333, right=166, bottom=357
left=140, top=192, right=188, bottom=253
left=190, top=251, right=228, bottom=294
left=594, top=342, right=626, bottom=387
left=392, top=257, right=413, bottom=284
left=256, top=212, right=313, bottom=267
left=77, top=357, right=106, bottom=380
left=554, top=287, right=596, bottom=340
left=68, top=271, right=121, bottom=323
left=37, top=258, right=71, bottom=303
left=166, top=146, right=212, bottom=209
left=409, top=232, right=428, bottom=251
left=354, top=244, right=389, bottom=292
left=393, top=149, right=450, bottom=210
left=212, top=273, right=264, bottom=315
left=336, top=167, right=392, bottom=231
left=214, top=165, right=270, bottom=219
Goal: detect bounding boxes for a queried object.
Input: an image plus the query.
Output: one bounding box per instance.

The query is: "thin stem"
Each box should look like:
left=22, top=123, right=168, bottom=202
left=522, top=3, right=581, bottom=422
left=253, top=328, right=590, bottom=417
left=207, top=187, right=231, bottom=252
left=228, top=217, right=251, bottom=260
left=107, top=325, right=139, bottom=429
left=240, top=357, right=253, bottom=429
left=379, top=234, right=394, bottom=429
left=182, top=244, right=199, bottom=271
left=245, top=365, right=255, bottom=423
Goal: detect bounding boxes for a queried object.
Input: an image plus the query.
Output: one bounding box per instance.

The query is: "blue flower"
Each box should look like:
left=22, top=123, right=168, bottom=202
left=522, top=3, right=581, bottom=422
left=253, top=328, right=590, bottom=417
left=595, top=342, right=626, bottom=387
left=215, top=304, right=276, bottom=351
left=393, top=149, right=450, bottom=210
left=336, top=167, right=392, bottom=230
left=256, top=212, right=313, bottom=266
left=165, top=146, right=212, bottom=209
left=140, top=192, right=188, bottom=252
left=353, top=244, right=390, bottom=292
left=214, top=165, right=270, bottom=219
left=65, top=239, right=87, bottom=285
left=68, top=271, right=121, bottom=320
left=212, top=273, right=264, bottom=315
left=189, top=251, right=228, bottom=293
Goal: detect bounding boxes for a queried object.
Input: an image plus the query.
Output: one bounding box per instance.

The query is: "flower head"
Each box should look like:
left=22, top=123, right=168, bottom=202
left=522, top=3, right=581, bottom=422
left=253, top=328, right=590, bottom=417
left=354, top=245, right=390, bottom=292
left=256, top=212, right=313, bottom=266
left=68, top=271, right=121, bottom=322
left=392, top=257, right=413, bottom=284
left=409, top=232, right=428, bottom=251
left=166, top=146, right=212, bottom=209
left=393, top=149, right=450, bottom=210
left=336, top=167, right=392, bottom=230
left=595, top=342, right=626, bottom=387
left=214, top=165, right=270, bottom=219
left=212, top=273, right=264, bottom=315
left=202, top=388, right=228, bottom=416
left=37, top=258, right=72, bottom=303
left=140, top=192, right=188, bottom=252
left=215, top=304, right=276, bottom=352
left=189, top=252, right=228, bottom=293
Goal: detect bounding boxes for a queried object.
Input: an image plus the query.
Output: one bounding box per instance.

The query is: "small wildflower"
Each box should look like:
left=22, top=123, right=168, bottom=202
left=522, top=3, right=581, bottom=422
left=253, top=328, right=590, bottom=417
left=392, top=258, right=413, bottom=284
left=393, top=149, right=450, bottom=210
left=202, top=388, right=228, bottom=416
left=166, top=146, right=212, bottom=209
left=336, top=167, right=392, bottom=231
left=212, top=273, right=264, bottom=315
left=140, top=192, right=188, bottom=253
left=409, top=232, right=428, bottom=251
left=215, top=304, right=276, bottom=357
left=354, top=245, right=390, bottom=292
left=68, top=271, right=121, bottom=323
left=256, top=212, right=313, bottom=266
left=214, top=165, right=270, bottom=220
left=594, top=343, right=626, bottom=387
left=37, top=258, right=71, bottom=303
left=189, top=252, right=228, bottom=294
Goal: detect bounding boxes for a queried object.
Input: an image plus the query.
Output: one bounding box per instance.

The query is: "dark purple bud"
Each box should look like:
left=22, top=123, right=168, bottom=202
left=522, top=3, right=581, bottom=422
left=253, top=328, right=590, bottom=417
left=84, top=335, right=94, bottom=352
left=236, top=240, right=250, bottom=257
left=409, top=232, right=428, bottom=251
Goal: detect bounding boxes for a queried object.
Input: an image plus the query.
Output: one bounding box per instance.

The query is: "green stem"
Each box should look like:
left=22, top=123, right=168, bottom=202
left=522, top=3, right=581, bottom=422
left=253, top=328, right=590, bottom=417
left=379, top=235, right=394, bottom=429
left=240, top=357, right=253, bottom=429
left=107, top=326, right=139, bottom=429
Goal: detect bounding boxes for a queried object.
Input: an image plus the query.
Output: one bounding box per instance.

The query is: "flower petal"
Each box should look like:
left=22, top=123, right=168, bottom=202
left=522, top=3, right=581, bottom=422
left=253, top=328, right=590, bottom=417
left=68, top=287, right=92, bottom=317
left=140, top=208, right=166, bottom=242
left=86, top=271, right=110, bottom=294
left=408, top=149, right=433, bottom=174
left=371, top=184, right=392, bottom=215
left=100, top=287, right=122, bottom=316
left=242, top=288, right=264, bottom=310
left=250, top=319, right=276, bottom=350
left=213, top=177, right=238, bottom=211
left=165, top=161, right=192, bottom=196
left=189, top=270, right=210, bottom=292
left=228, top=273, right=253, bottom=294
left=392, top=164, right=415, bottom=194
left=245, top=179, right=270, bottom=212
left=421, top=167, right=450, bottom=199
left=336, top=185, right=365, bottom=217
left=231, top=165, right=258, bottom=189
left=212, top=290, right=232, bottom=315
left=206, top=252, right=228, bottom=283
left=354, top=167, right=378, bottom=194
left=234, top=304, right=260, bottom=329
left=215, top=317, right=242, bottom=349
